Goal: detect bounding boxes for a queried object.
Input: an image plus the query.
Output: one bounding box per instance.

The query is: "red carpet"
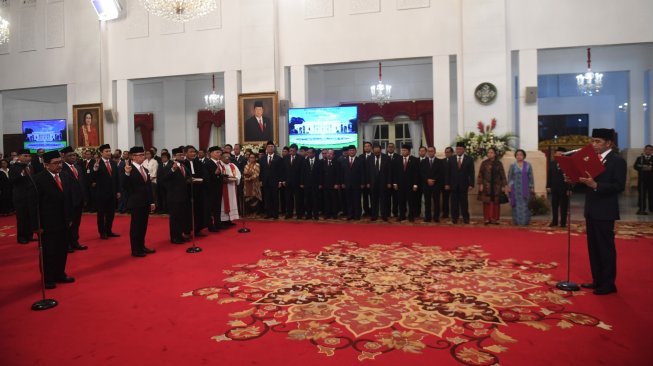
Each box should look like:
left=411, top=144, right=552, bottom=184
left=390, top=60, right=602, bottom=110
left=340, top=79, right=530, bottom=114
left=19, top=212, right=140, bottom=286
left=0, top=214, right=651, bottom=365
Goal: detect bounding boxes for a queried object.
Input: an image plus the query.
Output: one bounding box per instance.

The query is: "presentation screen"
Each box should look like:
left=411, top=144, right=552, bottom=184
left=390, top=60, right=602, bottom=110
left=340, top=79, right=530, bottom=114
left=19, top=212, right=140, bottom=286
left=22, top=119, right=68, bottom=153
left=288, top=106, right=358, bottom=150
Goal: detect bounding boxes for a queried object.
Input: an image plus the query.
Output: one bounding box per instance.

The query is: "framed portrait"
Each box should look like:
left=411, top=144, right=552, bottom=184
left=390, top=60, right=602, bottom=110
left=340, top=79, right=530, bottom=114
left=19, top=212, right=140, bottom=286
left=73, top=103, right=104, bottom=148
left=239, top=92, right=278, bottom=145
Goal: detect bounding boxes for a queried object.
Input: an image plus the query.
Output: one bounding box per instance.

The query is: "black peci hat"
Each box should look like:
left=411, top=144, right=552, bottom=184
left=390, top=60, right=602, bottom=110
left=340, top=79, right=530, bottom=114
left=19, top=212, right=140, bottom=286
left=455, top=142, right=466, bottom=148
left=98, top=144, right=111, bottom=151
left=129, top=146, right=145, bottom=154
left=208, top=146, right=221, bottom=153
left=591, top=128, right=615, bottom=141
left=43, top=150, right=61, bottom=163
left=254, top=101, right=264, bottom=108
left=401, top=144, right=412, bottom=150
left=18, top=149, right=31, bottom=155
left=60, top=146, right=74, bottom=154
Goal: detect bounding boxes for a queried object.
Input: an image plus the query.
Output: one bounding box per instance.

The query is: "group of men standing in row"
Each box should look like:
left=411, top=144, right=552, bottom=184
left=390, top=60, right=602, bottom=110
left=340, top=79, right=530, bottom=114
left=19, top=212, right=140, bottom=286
left=257, top=140, right=476, bottom=224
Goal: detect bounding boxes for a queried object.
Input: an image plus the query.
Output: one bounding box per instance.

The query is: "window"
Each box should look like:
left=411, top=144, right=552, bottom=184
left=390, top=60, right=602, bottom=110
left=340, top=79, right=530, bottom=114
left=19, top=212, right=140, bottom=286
left=365, top=116, right=422, bottom=154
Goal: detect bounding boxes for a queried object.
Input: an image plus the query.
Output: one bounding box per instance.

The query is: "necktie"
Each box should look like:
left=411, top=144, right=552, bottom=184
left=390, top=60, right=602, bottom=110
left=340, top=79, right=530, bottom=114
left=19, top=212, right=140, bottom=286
left=375, top=157, right=380, bottom=173
left=310, top=159, right=314, bottom=170
left=268, top=155, right=272, bottom=166
left=328, top=160, right=332, bottom=167
left=259, top=118, right=264, bottom=132
left=70, top=164, right=79, bottom=179
left=349, top=157, right=353, bottom=167
left=457, top=157, right=462, bottom=169
left=54, top=174, right=63, bottom=191
left=139, top=166, right=147, bottom=182
left=403, top=157, right=407, bottom=171
left=598, top=153, right=604, bottom=164
left=291, top=155, right=294, bottom=165
left=430, top=158, right=433, bottom=167
left=179, top=163, right=186, bottom=177
left=106, top=160, right=112, bottom=176
left=25, top=165, right=32, bottom=176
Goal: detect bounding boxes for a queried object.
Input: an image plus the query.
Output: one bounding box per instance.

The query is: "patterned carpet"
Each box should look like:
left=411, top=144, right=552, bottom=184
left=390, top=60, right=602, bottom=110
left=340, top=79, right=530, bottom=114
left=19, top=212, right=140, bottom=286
left=185, top=240, right=610, bottom=365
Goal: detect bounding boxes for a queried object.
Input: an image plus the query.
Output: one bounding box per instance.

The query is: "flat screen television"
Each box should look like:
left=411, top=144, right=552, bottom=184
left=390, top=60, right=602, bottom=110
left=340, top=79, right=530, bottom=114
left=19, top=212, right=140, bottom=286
left=22, top=119, right=68, bottom=153
left=288, top=106, right=358, bottom=150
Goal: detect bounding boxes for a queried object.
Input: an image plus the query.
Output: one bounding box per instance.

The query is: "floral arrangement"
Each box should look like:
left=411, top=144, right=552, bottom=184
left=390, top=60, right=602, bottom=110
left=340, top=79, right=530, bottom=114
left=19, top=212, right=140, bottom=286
left=241, top=143, right=266, bottom=154
left=74, top=146, right=98, bottom=157
left=454, top=118, right=516, bottom=160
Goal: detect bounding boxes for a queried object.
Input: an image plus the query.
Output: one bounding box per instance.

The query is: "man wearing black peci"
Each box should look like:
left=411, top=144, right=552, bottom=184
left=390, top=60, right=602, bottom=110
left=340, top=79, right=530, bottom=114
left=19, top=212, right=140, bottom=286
left=577, top=128, right=626, bottom=295
left=547, top=147, right=569, bottom=227
left=359, top=142, right=373, bottom=217
left=444, top=142, right=475, bottom=224
left=392, top=144, right=420, bottom=222
left=300, top=148, right=322, bottom=220
left=183, top=145, right=207, bottom=236
left=441, top=146, right=453, bottom=219
left=60, top=146, right=88, bottom=252
left=244, top=101, right=274, bottom=142
left=366, top=143, right=391, bottom=221
left=421, top=146, right=444, bottom=223
left=259, top=141, right=283, bottom=219
left=385, top=143, right=400, bottom=217
left=341, top=145, right=366, bottom=220
left=634, top=144, right=653, bottom=215
left=122, top=147, right=156, bottom=257
left=282, top=144, right=304, bottom=219
left=9, top=149, right=38, bottom=244
left=159, top=148, right=191, bottom=244
left=321, top=149, right=341, bottom=220
left=203, top=146, right=224, bottom=232
left=80, top=149, right=96, bottom=212
left=91, top=144, right=121, bottom=239
left=35, top=151, right=74, bottom=289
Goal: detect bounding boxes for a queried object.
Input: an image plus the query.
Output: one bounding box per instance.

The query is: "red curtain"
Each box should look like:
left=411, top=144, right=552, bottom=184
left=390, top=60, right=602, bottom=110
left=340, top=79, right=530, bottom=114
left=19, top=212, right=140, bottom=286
left=341, top=100, right=434, bottom=147
left=197, top=110, right=225, bottom=151
left=134, top=113, right=154, bottom=150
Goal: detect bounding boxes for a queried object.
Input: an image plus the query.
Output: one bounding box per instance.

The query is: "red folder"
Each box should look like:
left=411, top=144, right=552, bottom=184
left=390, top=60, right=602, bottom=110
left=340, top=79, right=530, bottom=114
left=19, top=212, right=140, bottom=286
left=555, top=144, right=605, bottom=183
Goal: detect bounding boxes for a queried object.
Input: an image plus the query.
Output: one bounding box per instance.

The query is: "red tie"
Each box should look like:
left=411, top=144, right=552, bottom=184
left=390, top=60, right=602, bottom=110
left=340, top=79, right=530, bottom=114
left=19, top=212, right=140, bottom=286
left=70, top=164, right=79, bottom=179
left=179, top=163, right=186, bottom=177
left=105, top=160, right=112, bottom=176
left=349, top=157, right=353, bottom=167
left=139, top=166, right=147, bottom=182
left=457, top=157, right=462, bottom=169
left=598, top=154, right=603, bottom=164
left=403, top=158, right=407, bottom=171
left=54, top=174, right=63, bottom=191
left=259, top=118, right=264, bottom=132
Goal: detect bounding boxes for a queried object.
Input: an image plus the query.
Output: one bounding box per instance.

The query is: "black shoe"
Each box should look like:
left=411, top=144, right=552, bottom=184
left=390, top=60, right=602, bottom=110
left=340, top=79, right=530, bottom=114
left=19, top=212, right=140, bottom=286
left=441, top=215, right=449, bottom=219
left=264, top=215, right=273, bottom=219
left=636, top=210, right=647, bottom=215
left=44, top=282, right=56, bottom=289
left=593, top=287, right=617, bottom=295
left=225, top=221, right=236, bottom=226
left=100, top=234, right=108, bottom=240
left=434, top=219, right=440, bottom=223
left=18, top=239, right=29, bottom=244
left=195, top=232, right=207, bottom=237
left=143, top=247, right=156, bottom=254
left=452, top=220, right=458, bottom=224
left=549, top=222, right=558, bottom=227
left=408, top=218, right=415, bottom=222
left=424, top=218, right=431, bottom=223
left=370, top=217, right=378, bottom=221
left=171, top=238, right=185, bottom=244
left=67, top=246, right=75, bottom=253
left=581, top=283, right=597, bottom=289
left=463, top=219, right=470, bottom=224
left=73, top=244, right=88, bottom=250
left=56, top=276, right=75, bottom=284
left=107, top=233, right=120, bottom=237
left=208, top=228, right=221, bottom=232
left=131, top=252, right=146, bottom=257
left=560, top=224, right=567, bottom=228
left=313, top=216, right=319, bottom=221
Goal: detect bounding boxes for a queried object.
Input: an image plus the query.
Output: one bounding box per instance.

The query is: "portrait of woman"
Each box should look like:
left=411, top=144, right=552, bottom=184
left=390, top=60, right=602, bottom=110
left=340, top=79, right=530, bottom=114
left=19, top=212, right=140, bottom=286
left=79, top=112, right=99, bottom=147
left=73, top=103, right=104, bottom=148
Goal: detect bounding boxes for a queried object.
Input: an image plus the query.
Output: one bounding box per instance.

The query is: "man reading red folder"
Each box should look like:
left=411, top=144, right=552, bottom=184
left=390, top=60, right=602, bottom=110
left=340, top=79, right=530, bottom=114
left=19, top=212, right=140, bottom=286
left=555, top=143, right=605, bottom=183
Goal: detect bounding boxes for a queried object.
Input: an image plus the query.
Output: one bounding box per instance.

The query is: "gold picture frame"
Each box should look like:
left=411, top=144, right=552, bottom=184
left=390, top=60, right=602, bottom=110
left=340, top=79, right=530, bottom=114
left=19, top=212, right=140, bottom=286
left=238, top=92, right=278, bottom=145
left=73, top=103, right=104, bottom=148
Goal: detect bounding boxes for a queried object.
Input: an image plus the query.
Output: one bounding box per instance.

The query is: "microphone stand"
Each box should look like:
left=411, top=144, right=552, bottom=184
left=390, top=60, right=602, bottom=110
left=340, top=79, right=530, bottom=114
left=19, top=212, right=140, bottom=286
left=556, top=183, right=580, bottom=292
left=186, top=165, right=201, bottom=254
left=238, top=177, right=250, bottom=233
left=26, top=169, right=58, bottom=310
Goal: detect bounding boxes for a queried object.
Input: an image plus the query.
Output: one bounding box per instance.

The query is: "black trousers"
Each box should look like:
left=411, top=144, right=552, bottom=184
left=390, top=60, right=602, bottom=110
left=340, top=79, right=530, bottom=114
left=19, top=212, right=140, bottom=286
left=42, top=229, right=68, bottom=283
left=387, top=189, right=398, bottom=217
left=68, top=204, right=83, bottom=246
left=637, top=176, right=653, bottom=212
left=550, top=191, right=569, bottom=225
left=168, top=201, right=190, bottom=240
left=370, top=183, right=389, bottom=219
left=129, top=206, right=149, bottom=254
left=323, top=188, right=339, bottom=218
left=415, top=188, right=423, bottom=217
left=586, top=218, right=617, bottom=290
left=303, top=186, right=320, bottom=218
left=278, top=187, right=286, bottom=214
left=263, top=184, right=279, bottom=218
left=361, top=187, right=371, bottom=216
left=345, top=187, right=361, bottom=219
left=441, top=190, right=450, bottom=218
left=285, top=184, right=304, bottom=217
left=14, top=198, right=37, bottom=241
left=398, top=187, right=417, bottom=219
left=450, top=188, right=470, bottom=221
left=96, top=196, right=115, bottom=235
left=423, top=186, right=441, bottom=221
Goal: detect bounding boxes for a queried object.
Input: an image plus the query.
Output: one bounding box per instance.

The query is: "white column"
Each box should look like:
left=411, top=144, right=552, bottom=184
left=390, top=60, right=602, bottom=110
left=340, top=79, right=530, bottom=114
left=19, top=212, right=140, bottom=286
left=0, top=93, right=4, bottom=139
left=433, top=55, right=451, bottom=149
left=163, top=78, right=188, bottom=148
left=518, top=49, right=538, bottom=151
left=629, top=71, right=645, bottom=148
left=115, top=79, right=134, bottom=149
left=290, top=65, right=306, bottom=108
left=224, top=70, right=241, bottom=144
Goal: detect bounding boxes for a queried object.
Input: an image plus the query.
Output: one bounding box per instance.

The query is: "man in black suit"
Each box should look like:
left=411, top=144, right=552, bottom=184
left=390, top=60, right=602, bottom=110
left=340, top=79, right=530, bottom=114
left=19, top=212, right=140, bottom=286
left=577, top=128, right=626, bottom=295
left=231, top=144, right=248, bottom=172
left=156, top=151, right=172, bottom=214
left=441, top=147, right=453, bottom=219
left=444, top=142, right=475, bottom=224
left=122, top=147, right=156, bottom=257
left=203, top=146, right=224, bottom=232
left=341, top=145, right=365, bottom=220
left=282, top=144, right=304, bottom=219
left=634, top=144, right=653, bottom=214
left=300, top=148, right=322, bottom=220
left=385, top=143, right=400, bottom=217
left=359, top=142, right=373, bottom=217
left=60, top=146, right=88, bottom=252
left=244, top=101, right=273, bottom=142
left=35, top=151, right=74, bottom=289
left=90, top=144, right=121, bottom=239
left=321, top=149, right=341, bottom=219
left=80, top=149, right=96, bottom=212
left=421, top=146, right=444, bottom=222
left=416, top=146, right=428, bottom=217
left=366, top=143, right=391, bottom=221
left=546, top=147, right=569, bottom=227
left=9, top=149, right=38, bottom=244
left=32, top=149, right=46, bottom=174
left=392, top=144, right=420, bottom=222
left=183, top=145, right=207, bottom=236
left=159, top=148, right=191, bottom=244
left=259, top=141, right=283, bottom=219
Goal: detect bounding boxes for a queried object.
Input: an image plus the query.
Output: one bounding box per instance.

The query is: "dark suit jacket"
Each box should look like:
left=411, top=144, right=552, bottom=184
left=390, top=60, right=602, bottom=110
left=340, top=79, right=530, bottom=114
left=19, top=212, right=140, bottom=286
left=122, top=164, right=153, bottom=209
left=546, top=160, right=567, bottom=193
left=61, top=162, right=85, bottom=207
left=35, top=171, right=72, bottom=231
left=392, top=156, right=420, bottom=189
left=231, top=154, right=247, bottom=173
left=341, top=156, right=366, bottom=187
left=159, top=161, right=190, bottom=204
left=300, top=157, right=322, bottom=188
left=90, top=158, right=120, bottom=200
left=244, top=115, right=273, bottom=142
left=203, top=158, right=225, bottom=201
left=283, top=154, right=304, bottom=187
left=445, top=154, right=475, bottom=190
left=321, top=159, right=341, bottom=187
left=366, top=154, right=392, bottom=187
left=584, top=151, right=626, bottom=221
left=9, top=163, right=38, bottom=202
left=259, top=154, right=283, bottom=187
left=420, top=157, right=445, bottom=189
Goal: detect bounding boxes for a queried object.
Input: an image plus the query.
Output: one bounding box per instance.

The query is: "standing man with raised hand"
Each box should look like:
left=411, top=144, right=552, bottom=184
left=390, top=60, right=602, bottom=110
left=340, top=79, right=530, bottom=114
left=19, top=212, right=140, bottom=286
left=91, top=144, right=121, bottom=240
left=577, top=128, right=626, bottom=295
left=122, top=147, right=156, bottom=257
left=183, top=145, right=207, bottom=237
left=9, top=149, right=38, bottom=244
left=445, top=142, right=475, bottom=224
left=159, top=148, right=191, bottom=244
left=60, top=146, right=88, bottom=252
left=203, top=146, right=224, bottom=232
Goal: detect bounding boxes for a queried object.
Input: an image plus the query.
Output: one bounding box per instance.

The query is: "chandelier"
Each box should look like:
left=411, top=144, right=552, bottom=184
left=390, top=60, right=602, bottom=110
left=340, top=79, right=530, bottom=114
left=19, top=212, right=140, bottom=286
left=576, top=48, right=603, bottom=96
left=370, top=62, right=392, bottom=106
left=204, top=74, right=224, bottom=114
left=0, top=16, right=9, bottom=45
left=140, top=0, right=217, bottom=23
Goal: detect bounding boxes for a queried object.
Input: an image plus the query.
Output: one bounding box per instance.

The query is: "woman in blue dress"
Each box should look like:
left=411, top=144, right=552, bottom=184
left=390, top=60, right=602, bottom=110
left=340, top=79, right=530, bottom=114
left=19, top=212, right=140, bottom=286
left=507, top=149, right=534, bottom=225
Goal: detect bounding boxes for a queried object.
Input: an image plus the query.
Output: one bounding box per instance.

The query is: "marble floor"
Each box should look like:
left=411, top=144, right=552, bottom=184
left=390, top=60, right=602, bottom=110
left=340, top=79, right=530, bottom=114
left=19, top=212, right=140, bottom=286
left=567, top=193, right=653, bottom=223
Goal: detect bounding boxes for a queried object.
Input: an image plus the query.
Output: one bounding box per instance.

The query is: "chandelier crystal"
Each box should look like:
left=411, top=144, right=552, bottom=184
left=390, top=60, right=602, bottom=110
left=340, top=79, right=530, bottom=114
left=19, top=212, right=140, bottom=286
left=0, top=16, right=9, bottom=45
left=140, top=0, right=217, bottom=23
left=576, top=48, right=603, bottom=96
left=370, top=62, right=392, bottom=106
left=204, top=74, right=224, bottom=114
